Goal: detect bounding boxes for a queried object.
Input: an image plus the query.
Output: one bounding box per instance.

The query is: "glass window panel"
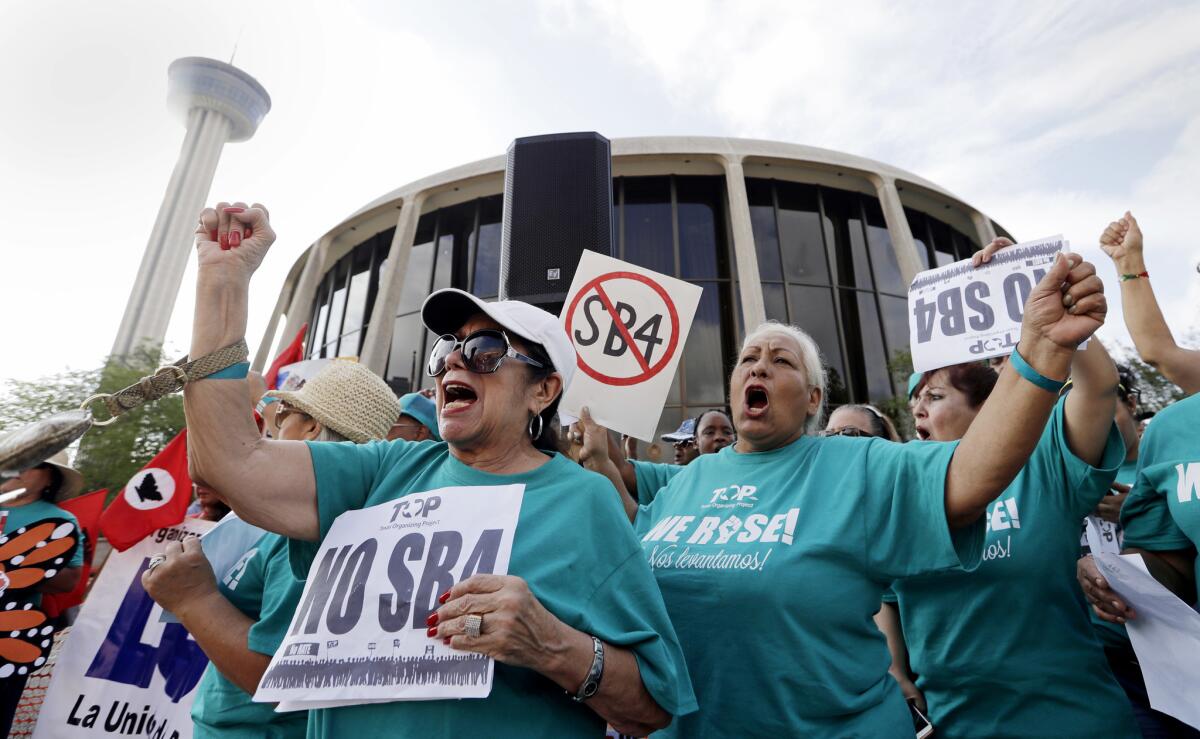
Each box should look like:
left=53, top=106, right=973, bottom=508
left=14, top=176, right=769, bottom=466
left=905, top=208, right=932, bottom=270
left=821, top=188, right=873, bottom=289
left=433, top=232, right=454, bottom=292
left=325, top=260, right=350, bottom=353
left=641, top=406, right=683, bottom=465
left=339, top=330, right=363, bottom=358
left=676, top=177, right=721, bottom=280
left=386, top=313, right=425, bottom=396
left=776, top=182, right=829, bottom=284
left=763, top=283, right=788, bottom=323
left=340, top=265, right=372, bottom=338
left=308, top=279, right=330, bottom=358
left=927, top=217, right=956, bottom=267
left=862, top=197, right=906, bottom=295
left=396, top=241, right=434, bottom=315
left=623, top=176, right=674, bottom=275
left=472, top=195, right=503, bottom=298
left=853, top=291, right=892, bottom=400
left=682, top=282, right=726, bottom=405
left=786, top=284, right=847, bottom=405
left=952, top=229, right=978, bottom=261
left=746, top=178, right=783, bottom=281
left=878, top=294, right=911, bottom=356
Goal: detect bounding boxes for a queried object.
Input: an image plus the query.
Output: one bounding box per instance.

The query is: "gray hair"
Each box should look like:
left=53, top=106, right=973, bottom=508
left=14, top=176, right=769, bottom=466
left=740, top=321, right=828, bottom=433
left=314, top=425, right=349, bottom=443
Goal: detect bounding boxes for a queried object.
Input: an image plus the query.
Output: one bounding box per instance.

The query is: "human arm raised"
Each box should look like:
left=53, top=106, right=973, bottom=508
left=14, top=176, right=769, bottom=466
left=944, top=251, right=1107, bottom=527
left=575, top=408, right=639, bottom=522
left=185, top=203, right=319, bottom=540
left=1100, top=212, right=1200, bottom=394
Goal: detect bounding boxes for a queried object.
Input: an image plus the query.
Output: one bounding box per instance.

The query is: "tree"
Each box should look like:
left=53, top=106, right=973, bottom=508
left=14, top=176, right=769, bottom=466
left=0, top=345, right=185, bottom=498
left=1109, top=341, right=1187, bottom=414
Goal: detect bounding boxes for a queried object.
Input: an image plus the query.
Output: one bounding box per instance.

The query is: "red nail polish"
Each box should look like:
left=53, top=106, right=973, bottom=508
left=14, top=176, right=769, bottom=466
left=439, top=591, right=451, bottom=604
left=244, top=228, right=253, bottom=238
left=229, top=231, right=241, bottom=248
left=219, top=233, right=229, bottom=250
left=425, top=613, right=439, bottom=627
left=442, top=637, right=451, bottom=645
left=426, top=626, right=438, bottom=637
left=223, top=207, right=245, bottom=214
left=209, top=229, right=218, bottom=242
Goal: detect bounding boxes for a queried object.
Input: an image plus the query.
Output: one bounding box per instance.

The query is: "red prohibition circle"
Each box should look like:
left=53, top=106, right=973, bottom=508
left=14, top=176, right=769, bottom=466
left=564, top=271, right=681, bottom=386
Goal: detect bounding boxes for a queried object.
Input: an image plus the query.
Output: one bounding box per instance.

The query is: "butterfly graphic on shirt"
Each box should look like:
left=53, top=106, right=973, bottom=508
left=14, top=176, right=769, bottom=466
left=0, top=518, right=79, bottom=680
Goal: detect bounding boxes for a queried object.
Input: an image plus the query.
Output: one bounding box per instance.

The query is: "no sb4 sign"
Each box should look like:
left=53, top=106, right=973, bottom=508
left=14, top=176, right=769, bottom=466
left=908, top=236, right=1064, bottom=372
left=559, top=252, right=701, bottom=441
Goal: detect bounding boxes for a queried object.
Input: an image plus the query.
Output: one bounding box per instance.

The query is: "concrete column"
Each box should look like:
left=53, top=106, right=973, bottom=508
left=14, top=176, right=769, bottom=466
left=722, top=157, right=765, bottom=332
left=278, top=235, right=333, bottom=358
left=970, top=209, right=998, bottom=246
left=359, top=195, right=424, bottom=374
left=870, top=175, right=923, bottom=287
left=251, top=269, right=298, bottom=372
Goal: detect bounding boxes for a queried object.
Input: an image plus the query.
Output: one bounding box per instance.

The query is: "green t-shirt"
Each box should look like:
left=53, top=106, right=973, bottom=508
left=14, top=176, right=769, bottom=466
left=290, top=440, right=697, bottom=738
left=636, top=434, right=982, bottom=738
left=1086, top=458, right=1139, bottom=649
left=1121, top=392, right=1200, bottom=608
left=891, top=400, right=1137, bottom=738
left=191, top=532, right=308, bottom=738
left=629, top=460, right=684, bottom=506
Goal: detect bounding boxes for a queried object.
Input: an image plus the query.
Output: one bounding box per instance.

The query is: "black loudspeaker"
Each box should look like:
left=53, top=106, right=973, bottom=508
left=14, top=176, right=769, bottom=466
left=499, top=132, right=615, bottom=311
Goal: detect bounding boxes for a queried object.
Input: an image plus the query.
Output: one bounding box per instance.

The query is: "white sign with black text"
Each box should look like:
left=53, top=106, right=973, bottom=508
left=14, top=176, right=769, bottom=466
left=908, top=236, right=1065, bottom=373
left=558, top=251, right=702, bottom=441
left=254, top=485, right=523, bottom=710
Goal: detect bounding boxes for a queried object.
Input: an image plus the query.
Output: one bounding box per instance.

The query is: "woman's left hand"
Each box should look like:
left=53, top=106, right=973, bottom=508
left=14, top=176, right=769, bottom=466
left=432, top=574, right=568, bottom=671
left=142, top=537, right=220, bottom=616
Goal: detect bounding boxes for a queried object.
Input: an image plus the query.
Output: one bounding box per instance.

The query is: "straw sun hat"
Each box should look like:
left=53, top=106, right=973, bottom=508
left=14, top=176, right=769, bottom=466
left=268, top=361, right=399, bottom=443
left=40, top=450, right=85, bottom=501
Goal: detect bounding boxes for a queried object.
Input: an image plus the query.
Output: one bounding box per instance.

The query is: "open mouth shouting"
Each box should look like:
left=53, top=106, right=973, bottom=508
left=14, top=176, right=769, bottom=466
left=744, top=384, right=769, bottom=419
left=914, top=424, right=930, bottom=441
left=441, top=380, right=479, bottom=414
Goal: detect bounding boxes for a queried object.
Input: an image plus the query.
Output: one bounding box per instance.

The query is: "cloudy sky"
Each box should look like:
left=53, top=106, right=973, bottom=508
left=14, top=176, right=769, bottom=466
left=2, top=0, right=1197, bottom=385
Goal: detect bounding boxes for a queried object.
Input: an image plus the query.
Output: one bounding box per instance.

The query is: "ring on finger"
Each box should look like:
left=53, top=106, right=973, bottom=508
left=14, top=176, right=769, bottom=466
left=464, top=613, right=483, bottom=638
left=148, top=554, right=166, bottom=572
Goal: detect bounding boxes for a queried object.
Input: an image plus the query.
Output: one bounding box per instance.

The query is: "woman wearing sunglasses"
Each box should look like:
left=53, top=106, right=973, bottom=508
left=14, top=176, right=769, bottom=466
left=822, top=404, right=900, bottom=441
left=180, top=202, right=695, bottom=739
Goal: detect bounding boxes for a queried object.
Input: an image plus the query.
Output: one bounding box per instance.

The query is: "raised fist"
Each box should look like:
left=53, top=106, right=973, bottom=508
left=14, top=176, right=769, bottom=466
left=1021, top=252, right=1106, bottom=351
left=1099, top=211, right=1143, bottom=269
left=194, top=201, right=276, bottom=280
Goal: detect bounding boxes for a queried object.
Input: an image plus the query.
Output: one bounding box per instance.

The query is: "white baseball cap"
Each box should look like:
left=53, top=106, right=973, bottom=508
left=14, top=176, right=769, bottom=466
left=420, top=289, right=578, bottom=419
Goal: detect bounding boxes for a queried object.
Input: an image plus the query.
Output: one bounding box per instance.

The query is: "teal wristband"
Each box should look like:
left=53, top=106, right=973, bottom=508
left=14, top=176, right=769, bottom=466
left=1008, top=349, right=1065, bottom=393
left=206, top=362, right=250, bottom=380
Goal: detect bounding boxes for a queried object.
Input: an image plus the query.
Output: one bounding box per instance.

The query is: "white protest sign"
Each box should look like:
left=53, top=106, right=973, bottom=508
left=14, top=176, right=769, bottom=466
left=33, top=519, right=214, bottom=739
left=254, top=485, right=523, bottom=709
left=908, top=236, right=1065, bottom=373
left=558, top=251, right=702, bottom=440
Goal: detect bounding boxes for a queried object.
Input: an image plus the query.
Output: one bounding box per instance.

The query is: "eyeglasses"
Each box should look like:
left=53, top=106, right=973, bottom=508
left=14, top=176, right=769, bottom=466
left=272, top=403, right=305, bottom=433
left=426, top=329, right=545, bottom=377
left=819, top=427, right=872, bottom=438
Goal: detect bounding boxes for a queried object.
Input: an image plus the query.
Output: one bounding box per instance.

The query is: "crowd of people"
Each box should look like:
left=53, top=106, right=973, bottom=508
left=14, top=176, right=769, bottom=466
left=2, top=206, right=1196, bottom=738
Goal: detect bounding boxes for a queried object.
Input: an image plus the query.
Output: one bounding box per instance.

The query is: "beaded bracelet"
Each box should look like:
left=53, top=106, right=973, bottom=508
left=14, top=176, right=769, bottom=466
left=1119, top=271, right=1149, bottom=282
left=1009, top=348, right=1066, bottom=393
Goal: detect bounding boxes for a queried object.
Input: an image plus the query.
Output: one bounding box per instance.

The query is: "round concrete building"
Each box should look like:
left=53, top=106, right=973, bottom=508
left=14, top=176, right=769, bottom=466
left=254, top=136, right=1010, bottom=459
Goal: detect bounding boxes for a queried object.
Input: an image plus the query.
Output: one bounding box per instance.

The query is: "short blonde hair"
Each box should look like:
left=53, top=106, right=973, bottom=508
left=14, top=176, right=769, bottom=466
left=739, top=321, right=828, bottom=433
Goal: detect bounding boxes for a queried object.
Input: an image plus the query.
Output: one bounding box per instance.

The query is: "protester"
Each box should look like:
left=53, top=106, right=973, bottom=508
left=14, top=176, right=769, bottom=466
left=577, top=240, right=1110, bottom=736
left=663, top=418, right=699, bottom=465
left=0, top=450, right=86, bottom=737
left=387, top=392, right=441, bottom=442
left=179, top=203, right=695, bottom=738
left=606, top=410, right=735, bottom=505
left=144, top=360, right=399, bottom=738
left=1078, top=391, right=1200, bottom=737
left=1100, top=211, right=1200, bottom=394
left=823, top=404, right=899, bottom=441
left=189, top=483, right=231, bottom=521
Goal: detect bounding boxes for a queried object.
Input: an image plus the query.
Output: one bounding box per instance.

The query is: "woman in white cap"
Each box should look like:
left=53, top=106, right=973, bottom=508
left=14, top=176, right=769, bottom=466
left=0, top=450, right=85, bottom=735
left=144, top=360, right=400, bottom=738
left=177, top=202, right=695, bottom=738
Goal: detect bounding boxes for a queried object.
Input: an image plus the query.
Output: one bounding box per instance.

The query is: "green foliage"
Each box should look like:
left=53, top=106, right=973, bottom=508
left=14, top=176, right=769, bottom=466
left=0, top=345, right=185, bottom=498
left=878, top=348, right=917, bottom=440
left=1109, top=341, right=1187, bottom=414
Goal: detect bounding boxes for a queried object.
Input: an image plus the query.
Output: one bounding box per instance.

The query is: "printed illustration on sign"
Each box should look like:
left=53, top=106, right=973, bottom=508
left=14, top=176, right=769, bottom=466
left=255, top=485, right=523, bottom=709
left=566, top=271, right=681, bottom=386
left=122, top=469, right=176, bottom=511
left=908, top=236, right=1064, bottom=372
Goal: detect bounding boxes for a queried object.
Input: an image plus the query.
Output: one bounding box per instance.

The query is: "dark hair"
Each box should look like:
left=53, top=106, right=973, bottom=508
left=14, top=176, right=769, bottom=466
left=695, top=408, right=732, bottom=432
left=1115, top=364, right=1139, bottom=403
left=512, top=337, right=562, bottom=454
left=834, top=404, right=899, bottom=441
left=914, top=362, right=998, bottom=409
left=35, top=464, right=63, bottom=502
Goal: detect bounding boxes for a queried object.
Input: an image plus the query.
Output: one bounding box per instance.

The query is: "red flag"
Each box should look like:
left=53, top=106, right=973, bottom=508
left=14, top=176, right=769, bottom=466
left=99, top=430, right=192, bottom=551
left=42, top=488, right=108, bottom=617
left=264, top=323, right=308, bottom=390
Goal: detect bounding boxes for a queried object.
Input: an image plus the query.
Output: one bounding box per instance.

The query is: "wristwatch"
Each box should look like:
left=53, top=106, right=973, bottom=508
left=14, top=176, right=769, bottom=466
left=572, top=636, right=605, bottom=702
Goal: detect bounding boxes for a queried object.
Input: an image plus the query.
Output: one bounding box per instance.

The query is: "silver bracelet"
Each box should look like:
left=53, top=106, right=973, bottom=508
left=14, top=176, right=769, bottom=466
left=571, top=636, right=605, bottom=702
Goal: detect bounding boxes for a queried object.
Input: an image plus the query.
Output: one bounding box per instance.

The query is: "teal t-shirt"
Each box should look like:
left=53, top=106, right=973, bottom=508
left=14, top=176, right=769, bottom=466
left=191, top=532, right=308, bottom=738
left=637, top=434, right=983, bottom=738
left=1121, top=393, right=1200, bottom=608
left=1086, top=458, right=1139, bottom=649
left=290, top=440, right=697, bottom=738
left=891, top=400, right=1138, bottom=738
left=629, top=460, right=684, bottom=505
left=1, top=499, right=85, bottom=607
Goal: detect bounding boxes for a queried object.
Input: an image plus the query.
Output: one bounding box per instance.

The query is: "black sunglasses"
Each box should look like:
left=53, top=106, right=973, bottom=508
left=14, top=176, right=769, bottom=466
left=819, top=426, right=872, bottom=438
left=426, top=329, right=545, bottom=377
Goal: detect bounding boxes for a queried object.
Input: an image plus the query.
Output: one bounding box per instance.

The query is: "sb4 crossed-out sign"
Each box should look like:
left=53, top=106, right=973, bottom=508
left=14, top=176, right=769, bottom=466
left=908, top=235, right=1065, bottom=372
left=559, top=251, right=702, bottom=441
